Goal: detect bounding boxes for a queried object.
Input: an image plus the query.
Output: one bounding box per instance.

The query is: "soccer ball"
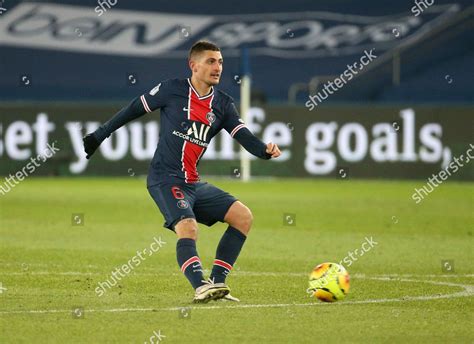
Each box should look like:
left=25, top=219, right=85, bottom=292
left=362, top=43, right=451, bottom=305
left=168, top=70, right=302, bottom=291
left=308, top=262, right=350, bottom=302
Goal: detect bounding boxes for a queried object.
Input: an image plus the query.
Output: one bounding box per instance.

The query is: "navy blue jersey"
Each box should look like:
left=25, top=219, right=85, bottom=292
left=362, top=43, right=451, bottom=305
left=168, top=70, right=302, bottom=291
left=93, top=78, right=270, bottom=186
left=141, top=78, right=245, bottom=184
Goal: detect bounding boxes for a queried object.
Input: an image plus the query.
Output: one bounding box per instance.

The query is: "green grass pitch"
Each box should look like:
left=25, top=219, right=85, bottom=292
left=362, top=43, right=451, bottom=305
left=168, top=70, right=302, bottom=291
left=0, top=177, right=473, bottom=343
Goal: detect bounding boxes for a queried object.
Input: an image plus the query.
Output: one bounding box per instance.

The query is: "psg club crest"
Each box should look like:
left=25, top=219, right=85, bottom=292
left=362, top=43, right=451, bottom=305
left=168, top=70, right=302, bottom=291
left=177, top=200, right=189, bottom=209
left=206, top=112, right=216, bottom=125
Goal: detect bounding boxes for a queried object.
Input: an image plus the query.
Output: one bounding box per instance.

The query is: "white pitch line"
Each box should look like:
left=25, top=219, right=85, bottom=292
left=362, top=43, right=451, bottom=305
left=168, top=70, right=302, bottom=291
left=1, top=271, right=102, bottom=276
left=0, top=271, right=473, bottom=278
left=0, top=277, right=472, bottom=315
left=0, top=262, right=100, bottom=269
left=354, top=273, right=474, bottom=278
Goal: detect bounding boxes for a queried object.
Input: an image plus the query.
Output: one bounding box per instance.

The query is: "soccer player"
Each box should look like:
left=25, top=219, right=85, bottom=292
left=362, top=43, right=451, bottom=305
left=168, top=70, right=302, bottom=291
left=83, top=40, right=281, bottom=303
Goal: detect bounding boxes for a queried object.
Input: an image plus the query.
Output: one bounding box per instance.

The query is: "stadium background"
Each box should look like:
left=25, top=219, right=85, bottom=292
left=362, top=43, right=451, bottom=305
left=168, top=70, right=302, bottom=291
left=1, top=0, right=472, bottom=181
left=1, top=1, right=473, bottom=343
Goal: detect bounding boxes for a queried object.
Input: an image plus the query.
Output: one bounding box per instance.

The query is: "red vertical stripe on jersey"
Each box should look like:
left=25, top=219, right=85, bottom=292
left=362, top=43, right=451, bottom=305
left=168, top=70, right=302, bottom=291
left=181, top=86, right=213, bottom=183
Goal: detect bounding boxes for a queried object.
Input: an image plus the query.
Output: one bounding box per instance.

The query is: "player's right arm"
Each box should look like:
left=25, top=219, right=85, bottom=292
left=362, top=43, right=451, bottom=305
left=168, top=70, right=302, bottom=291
left=83, top=82, right=167, bottom=159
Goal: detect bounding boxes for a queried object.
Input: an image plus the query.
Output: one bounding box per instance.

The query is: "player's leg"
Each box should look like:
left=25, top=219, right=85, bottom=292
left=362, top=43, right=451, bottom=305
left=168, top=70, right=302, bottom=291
left=209, top=201, right=252, bottom=284
left=147, top=181, right=206, bottom=291
left=192, top=182, right=250, bottom=285
left=173, top=217, right=207, bottom=290
left=173, top=217, right=229, bottom=303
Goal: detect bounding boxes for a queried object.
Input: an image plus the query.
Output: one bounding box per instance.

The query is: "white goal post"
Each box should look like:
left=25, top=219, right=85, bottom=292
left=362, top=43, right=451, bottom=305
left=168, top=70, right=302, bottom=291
left=239, top=48, right=251, bottom=182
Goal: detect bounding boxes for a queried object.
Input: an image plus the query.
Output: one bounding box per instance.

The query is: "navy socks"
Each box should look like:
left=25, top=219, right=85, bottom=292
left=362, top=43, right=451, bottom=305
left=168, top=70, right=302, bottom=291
left=210, top=226, right=247, bottom=283
left=176, top=238, right=205, bottom=289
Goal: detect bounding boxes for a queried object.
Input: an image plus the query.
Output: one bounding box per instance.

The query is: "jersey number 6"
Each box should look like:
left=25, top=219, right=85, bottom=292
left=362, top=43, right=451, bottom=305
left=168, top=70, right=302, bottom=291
left=171, top=186, right=185, bottom=199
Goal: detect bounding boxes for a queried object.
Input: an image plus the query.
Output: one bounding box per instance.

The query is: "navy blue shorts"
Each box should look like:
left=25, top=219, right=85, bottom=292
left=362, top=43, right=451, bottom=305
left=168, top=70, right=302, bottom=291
left=147, top=177, right=238, bottom=231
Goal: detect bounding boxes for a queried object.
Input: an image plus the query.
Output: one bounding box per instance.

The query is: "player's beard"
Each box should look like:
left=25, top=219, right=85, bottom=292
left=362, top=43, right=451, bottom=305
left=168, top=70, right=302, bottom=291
left=208, top=77, right=220, bottom=86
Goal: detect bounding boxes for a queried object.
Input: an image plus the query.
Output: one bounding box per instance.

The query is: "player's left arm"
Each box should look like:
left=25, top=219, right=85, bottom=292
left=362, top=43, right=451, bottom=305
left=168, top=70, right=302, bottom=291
left=223, top=100, right=281, bottom=159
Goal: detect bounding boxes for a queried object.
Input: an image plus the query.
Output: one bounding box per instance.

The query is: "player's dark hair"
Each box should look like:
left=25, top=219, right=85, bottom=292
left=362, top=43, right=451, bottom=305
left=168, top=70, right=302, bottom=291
left=189, top=40, right=220, bottom=60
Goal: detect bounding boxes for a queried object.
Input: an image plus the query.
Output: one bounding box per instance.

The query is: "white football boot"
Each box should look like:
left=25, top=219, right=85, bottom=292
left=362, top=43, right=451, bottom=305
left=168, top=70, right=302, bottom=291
left=193, top=278, right=230, bottom=303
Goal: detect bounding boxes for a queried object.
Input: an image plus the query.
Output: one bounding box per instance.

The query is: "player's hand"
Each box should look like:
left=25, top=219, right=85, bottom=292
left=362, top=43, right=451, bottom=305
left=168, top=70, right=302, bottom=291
left=266, top=142, right=281, bottom=158
left=83, top=133, right=101, bottom=159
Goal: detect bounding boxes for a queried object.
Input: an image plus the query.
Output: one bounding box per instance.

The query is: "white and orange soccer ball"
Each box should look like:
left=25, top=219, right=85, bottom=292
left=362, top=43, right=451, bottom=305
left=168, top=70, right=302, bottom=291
left=308, top=262, right=350, bottom=302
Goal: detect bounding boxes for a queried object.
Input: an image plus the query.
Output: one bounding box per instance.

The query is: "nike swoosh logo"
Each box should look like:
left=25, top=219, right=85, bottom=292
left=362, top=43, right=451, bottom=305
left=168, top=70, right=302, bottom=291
left=183, top=107, right=189, bottom=111
left=192, top=263, right=201, bottom=268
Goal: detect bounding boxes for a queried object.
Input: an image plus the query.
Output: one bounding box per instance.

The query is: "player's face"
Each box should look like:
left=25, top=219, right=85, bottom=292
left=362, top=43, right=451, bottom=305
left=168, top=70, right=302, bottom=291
left=190, top=50, right=223, bottom=86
